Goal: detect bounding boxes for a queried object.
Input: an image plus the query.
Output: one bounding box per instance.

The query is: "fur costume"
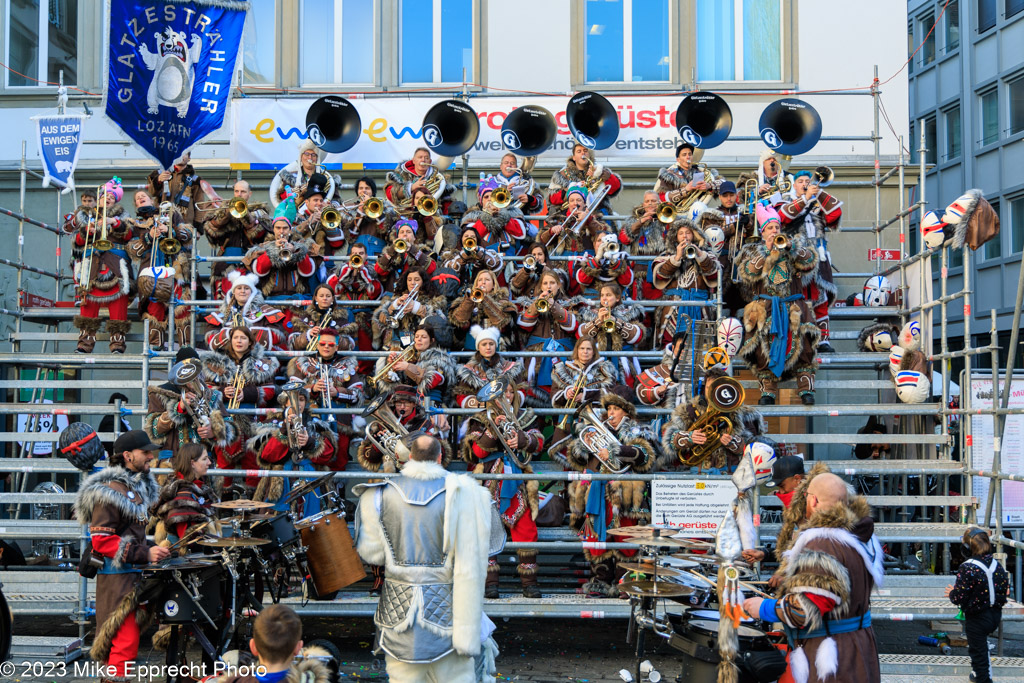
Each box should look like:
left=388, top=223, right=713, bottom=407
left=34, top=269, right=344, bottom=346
left=577, top=302, right=646, bottom=352
left=736, top=237, right=821, bottom=389
left=620, top=211, right=669, bottom=256
left=205, top=201, right=270, bottom=255
left=548, top=157, right=619, bottom=212
left=371, top=293, right=446, bottom=350
left=199, top=345, right=280, bottom=436
left=143, top=385, right=234, bottom=458
left=774, top=461, right=832, bottom=561
left=538, top=208, right=610, bottom=256
left=460, top=205, right=526, bottom=248
left=369, top=345, right=456, bottom=400
left=71, top=204, right=133, bottom=303
left=449, top=287, right=517, bottom=349
left=247, top=410, right=338, bottom=504
left=215, top=647, right=333, bottom=683
left=945, top=188, right=1001, bottom=251
left=73, top=466, right=160, bottom=666
left=550, top=358, right=617, bottom=410
left=356, top=407, right=453, bottom=473
left=653, top=163, right=695, bottom=195
left=385, top=159, right=453, bottom=205
left=454, top=356, right=525, bottom=401
left=288, top=303, right=356, bottom=351
left=153, top=476, right=217, bottom=544
left=268, top=140, right=337, bottom=207
left=243, top=234, right=316, bottom=297
left=203, top=277, right=287, bottom=350
left=662, top=399, right=766, bottom=470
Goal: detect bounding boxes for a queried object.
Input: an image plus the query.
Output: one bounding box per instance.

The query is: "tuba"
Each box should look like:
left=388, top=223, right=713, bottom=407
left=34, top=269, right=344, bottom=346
left=501, top=105, right=558, bottom=156
left=758, top=98, right=823, bottom=169
left=280, top=381, right=309, bottom=449
left=361, top=393, right=411, bottom=467
left=475, top=378, right=531, bottom=467
left=170, top=360, right=211, bottom=427
left=575, top=404, right=629, bottom=474
left=678, top=376, right=745, bottom=467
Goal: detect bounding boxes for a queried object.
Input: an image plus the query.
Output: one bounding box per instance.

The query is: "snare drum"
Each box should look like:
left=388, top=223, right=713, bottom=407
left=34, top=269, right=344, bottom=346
left=664, top=573, right=714, bottom=607
left=295, top=509, right=365, bottom=595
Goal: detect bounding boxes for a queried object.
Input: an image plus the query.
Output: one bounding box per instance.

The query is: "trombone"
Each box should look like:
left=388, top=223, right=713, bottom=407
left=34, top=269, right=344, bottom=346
left=306, top=309, right=333, bottom=352
left=556, top=365, right=589, bottom=431
left=490, top=186, right=512, bottom=209
left=228, top=198, right=250, bottom=220
left=154, top=202, right=182, bottom=259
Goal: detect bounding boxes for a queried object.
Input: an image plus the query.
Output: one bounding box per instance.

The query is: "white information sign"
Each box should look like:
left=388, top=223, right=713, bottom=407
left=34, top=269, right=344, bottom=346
left=650, top=479, right=735, bottom=538
left=16, top=399, right=69, bottom=456
left=970, top=377, right=1024, bottom=525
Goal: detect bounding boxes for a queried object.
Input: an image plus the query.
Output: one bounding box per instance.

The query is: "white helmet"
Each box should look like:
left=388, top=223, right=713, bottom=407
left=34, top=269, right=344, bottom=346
left=717, top=317, right=743, bottom=356
left=703, top=226, right=725, bottom=255
left=866, top=328, right=896, bottom=352
left=895, top=370, right=931, bottom=404
left=862, top=276, right=893, bottom=307
left=899, top=320, right=922, bottom=352
left=688, top=201, right=709, bottom=223
left=888, top=345, right=904, bottom=378
left=744, top=441, right=777, bottom=485
left=921, top=210, right=947, bottom=249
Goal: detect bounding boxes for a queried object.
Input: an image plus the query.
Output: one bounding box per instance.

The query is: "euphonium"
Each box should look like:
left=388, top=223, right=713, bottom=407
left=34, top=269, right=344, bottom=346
left=679, top=376, right=745, bottom=467
left=393, top=238, right=409, bottom=254
left=321, top=207, right=342, bottom=229
left=364, top=197, right=384, bottom=219
left=349, top=252, right=365, bottom=268
left=170, top=360, right=211, bottom=427
left=281, top=381, right=309, bottom=449
left=491, top=186, right=512, bottom=209
left=773, top=234, right=790, bottom=251
left=229, top=198, right=249, bottom=220
left=576, top=404, right=629, bottom=474
left=471, top=288, right=485, bottom=303
left=535, top=298, right=551, bottom=314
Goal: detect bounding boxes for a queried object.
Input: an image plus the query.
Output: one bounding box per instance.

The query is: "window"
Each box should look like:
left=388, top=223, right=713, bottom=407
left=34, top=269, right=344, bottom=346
left=5, top=0, right=77, bottom=86
left=909, top=121, right=917, bottom=164
left=920, top=13, right=935, bottom=66
left=1011, top=196, right=1024, bottom=254
left=697, top=0, right=781, bottom=82
left=908, top=24, right=915, bottom=75
left=945, top=105, right=961, bottom=160
left=243, top=0, right=276, bottom=84
left=983, top=202, right=1001, bottom=260
left=944, top=0, right=959, bottom=53
left=977, top=0, right=996, bottom=33
left=924, top=117, right=937, bottom=165
left=301, top=0, right=375, bottom=85
left=400, top=0, right=474, bottom=84
left=980, top=89, right=998, bottom=145
left=584, top=0, right=670, bottom=83
left=1010, top=76, right=1024, bottom=136
left=1008, top=0, right=1024, bottom=19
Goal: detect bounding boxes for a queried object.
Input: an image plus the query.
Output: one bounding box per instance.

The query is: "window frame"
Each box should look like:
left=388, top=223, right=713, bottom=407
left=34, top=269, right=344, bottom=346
left=943, top=103, right=961, bottom=162
left=4, top=0, right=79, bottom=89
left=943, top=0, right=959, bottom=54
left=397, top=0, right=479, bottom=87
left=918, top=11, right=936, bottom=68
left=1008, top=72, right=1024, bottom=138
left=298, top=0, right=379, bottom=87
left=976, top=0, right=996, bottom=34
left=242, top=0, right=281, bottom=86
left=923, top=115, right=938, bottom=165
left=1009, top=0, right=1024, bottom=20
left=978, top=87, right=999, bottom=147
left=579, top=0, right=674, bottom=86
left=1009, top=194, right=1024, bottom=255
left=982, top=200, right=1001, bottom=260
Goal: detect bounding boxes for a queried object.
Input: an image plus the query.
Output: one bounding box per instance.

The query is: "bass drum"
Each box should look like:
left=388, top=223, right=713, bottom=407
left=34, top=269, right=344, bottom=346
left=295, top=509, right=366, bottom=597
left=0, top=582, right=11, bottom=663
left=137, top=266, right=176, bottom=303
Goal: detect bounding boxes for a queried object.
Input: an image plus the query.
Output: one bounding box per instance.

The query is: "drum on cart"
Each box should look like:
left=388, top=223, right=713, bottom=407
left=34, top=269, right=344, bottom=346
left=139, top=555, right=226, bottom=625
left=665, top=614, right=784, bottom=683
left=295, top=509, right=366, bottom=595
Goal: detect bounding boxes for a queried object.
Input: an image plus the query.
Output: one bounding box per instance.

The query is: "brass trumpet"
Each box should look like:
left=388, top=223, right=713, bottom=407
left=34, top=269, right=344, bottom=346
left=229, top=198, right=249, bottom=220
left=349, top=252, right=365, bottom=268
left=416, top=195, right=438, bottom=216
left=491, top=186, right=512, bottom=209
left=464, top=235, right=478, bottom=251
left=471, top=288, right=485, bottom=303
left=684, top=244, right=700, bottom=260
left=602, top=318, right=617, bottom=333
left=523, top=255, right=538, bottom=270
left=657, top=202, right=678, bottom=224
left=364, top=197, right=384, bottom=219
left=773, top=234, right=790, bottom=251
left=393, top=239, right=409, bottom=254
left=370, top=346, right=416, bottom=386
left=321, top=207, right=342, bottom=229
left=535, top=298, right=551, bottom=314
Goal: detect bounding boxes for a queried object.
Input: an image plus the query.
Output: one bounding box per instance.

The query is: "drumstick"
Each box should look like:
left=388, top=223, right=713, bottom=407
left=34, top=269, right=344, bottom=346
left=167, top=521, right=211, bottom=552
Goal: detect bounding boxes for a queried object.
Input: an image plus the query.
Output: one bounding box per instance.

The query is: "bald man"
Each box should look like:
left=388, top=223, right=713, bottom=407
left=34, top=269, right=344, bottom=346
left=743, top=473, right=883, bottom=683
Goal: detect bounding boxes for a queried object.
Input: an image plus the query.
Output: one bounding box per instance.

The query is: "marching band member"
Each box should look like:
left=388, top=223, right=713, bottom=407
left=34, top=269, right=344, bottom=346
left=200, top=325, right=280, bottom=422
left=635, top=333, right=689, bottom=410
left=750, top=149, right=788, bottom=204
left=736, top=203, right=820, bottom=405
left=453, top=325, right=525, bottom=408
left=248, top=385, right=339, bottom=516
left=385, top=147, right=450, bottom=241
left=461, top=176, right=529, bottom=254
left=716, top=180, right=756, bottom=315
left=538, top=184, right=610, bottom=256
left=144, top=347, right=234, bottom=461
left=620, top=191, right=668, bottom=299
left=370, top=324, right=455, bottom=409
left=356, top=384, right=452, bottom=473
left=373, top=218, right=437, bottom=293
left=779, top=169, right=843, bottom=352
left=548, top=142, right=621, bottom=214
left=73, top=431, right=168, bottom=680
left=331, top=243, right=384, bottom=304
left=449, top=269, right=517, bottom=350
left=203, top=271, right=288, bottom=351
left=288, top=284, right=355, bottom=352
left=153, top=443, right=219, bottom=548
left=577, top=282, right=645, bottom=385
left=344, top=176, right=396, bottom=257
left=287, top=328, right=364, bottom=450
left=204, top=179, right=271, bottom=293
left=509, top=242, right=569, bottom=297
left=372, top=268, right=446, bottom=351
left=147, top=151, right=210, bottom=229
left=244, top=216, right=318, bottom=300
left=460, top=376, right=544, bottom=599
left=71, top=177, right=133, bottom=354
left=497, top=152, right=544, bottom=214
left=549, top=337, right=617, bottom=456
left=126, top=191, right=194, bottom=349
left=662, top=356, right=767, bottom=473
left=653, top=142, right=719, bottom=201
left=269, top=139, right=337, bottom=207
left=575, top=233, right=635, bottom=296
left=441, top=226, right=505, bottom=287
left=516, top=269, right=579, bottom=396
left=566, top=387, right=655, bottom=598
left=652, top=219, right=720, bottom=346
left=294, top=172, right=346, bottom=257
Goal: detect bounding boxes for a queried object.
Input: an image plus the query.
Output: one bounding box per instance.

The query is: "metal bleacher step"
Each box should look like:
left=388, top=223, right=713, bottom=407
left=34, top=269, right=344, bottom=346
left=10, top=634, right=83, bottom=664
left=9, top=331, right=149, bottom=343
left=879, top=654, right=1024, bottom=678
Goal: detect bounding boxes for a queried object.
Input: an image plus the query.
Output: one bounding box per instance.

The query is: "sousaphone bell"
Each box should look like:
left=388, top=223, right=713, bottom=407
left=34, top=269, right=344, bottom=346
left=421, top=99, right=480, bottom=157
left=758, top=98, right=822, bottom=168
left=675, top=92, right=733, bottom=163
left=305, top=96, right=362, bottom=154
left=501, top=106, right=558, bottom=156
left=566, top=91, right=619, bottom=150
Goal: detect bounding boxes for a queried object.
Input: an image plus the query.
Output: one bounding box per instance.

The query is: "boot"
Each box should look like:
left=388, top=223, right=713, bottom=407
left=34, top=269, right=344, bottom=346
left=108, top=319, right=132, bottom=354
left=73, top=315, right=101, bottom=354
left=816, top=318, right=834, bottom=353
left=757, top=376, right=778, bottom=405
left=485, top=559, right=500, bottom=599
left=518, top=550, right=541, bottom=598
left=174, top=320, right=191, bottom=348
left=148, top=324, right=164, bottom=349
left=797, top=371, right=815, bottom=405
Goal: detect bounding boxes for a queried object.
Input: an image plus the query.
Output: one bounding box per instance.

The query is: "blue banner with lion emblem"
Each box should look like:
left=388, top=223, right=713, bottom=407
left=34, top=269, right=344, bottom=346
left=105, top=0, right=249, bottom=169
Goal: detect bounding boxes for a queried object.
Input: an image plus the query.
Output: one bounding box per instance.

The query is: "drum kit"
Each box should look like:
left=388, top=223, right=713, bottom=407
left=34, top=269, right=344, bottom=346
left=607, top=525, right=786, bottom=683
left=138, top=475, right=365, bottom=674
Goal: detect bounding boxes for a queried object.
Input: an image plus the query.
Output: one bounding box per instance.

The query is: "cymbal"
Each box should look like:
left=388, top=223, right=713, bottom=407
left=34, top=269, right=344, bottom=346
left=618, top=563, right=684, bottom=578
left=212, top=499, right=275, bottom=510
left=220, top=511, right=279, bottom=524
left=609, top=525, right=681, bottom=537
left=198, top=536, right=271, bottom=548
left=619, top=580, right=693, bottom=599
left=631, top=536, right=698, bottom=549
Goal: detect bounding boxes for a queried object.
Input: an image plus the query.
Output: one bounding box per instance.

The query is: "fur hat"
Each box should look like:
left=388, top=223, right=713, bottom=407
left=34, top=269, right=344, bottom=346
left=600, top=385, right=637, bottom=418
left=478, top=175, right=501, bottom=199
left=390, top=384, right=419, bottom=403
left=227, top=270, right=259, bottom=294
left=758, top=149, right=778, bottom=167
left=469, top=325, right=500, bottom=349
left=670, top=217, right=706, bottom=244
left=298, top=139, right=322, bottom=161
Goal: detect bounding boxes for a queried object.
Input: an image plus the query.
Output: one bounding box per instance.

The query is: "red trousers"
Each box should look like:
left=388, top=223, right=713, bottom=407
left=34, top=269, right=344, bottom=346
left=80, top=295, right=129, bottom=321
left=106, top=611, right=141, bottom=676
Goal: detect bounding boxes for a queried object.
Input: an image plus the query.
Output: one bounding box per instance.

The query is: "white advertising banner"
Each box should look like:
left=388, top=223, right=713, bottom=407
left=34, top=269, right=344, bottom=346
left=970, top=377, right=1024, bottom=526
left=650, top=479, right=736, bottom=538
